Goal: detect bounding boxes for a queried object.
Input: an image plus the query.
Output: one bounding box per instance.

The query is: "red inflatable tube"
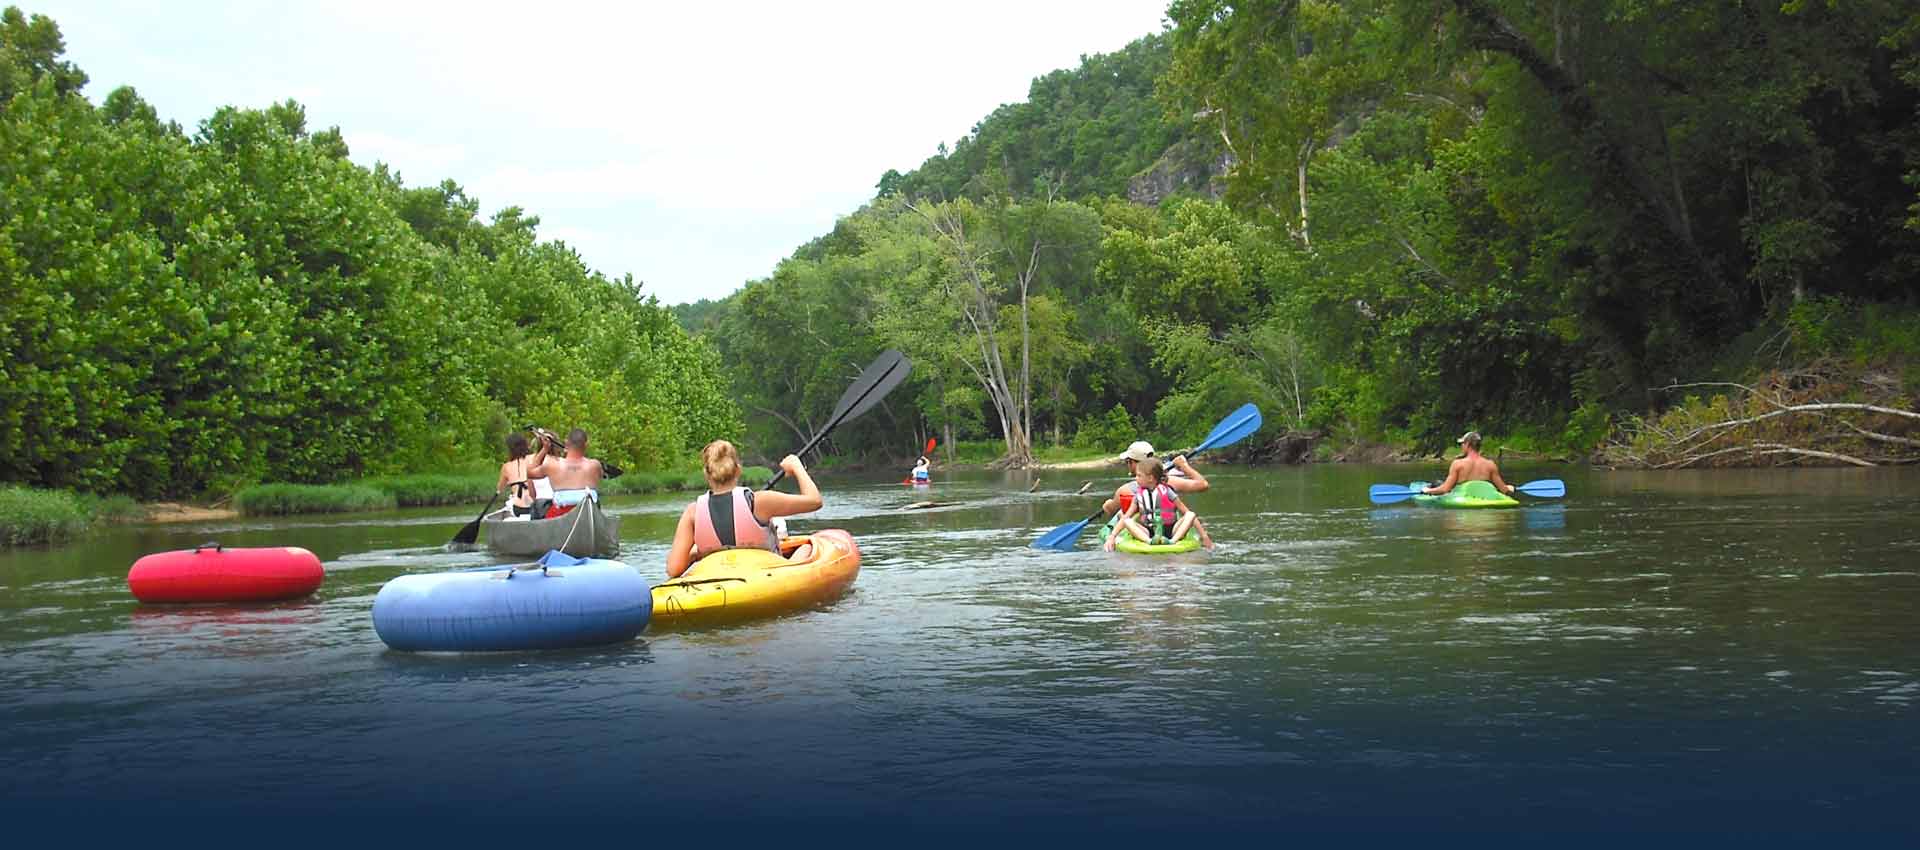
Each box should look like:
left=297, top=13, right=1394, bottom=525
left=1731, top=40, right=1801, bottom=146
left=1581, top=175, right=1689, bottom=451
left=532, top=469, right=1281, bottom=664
left=127, top=542, right=325, bottom=603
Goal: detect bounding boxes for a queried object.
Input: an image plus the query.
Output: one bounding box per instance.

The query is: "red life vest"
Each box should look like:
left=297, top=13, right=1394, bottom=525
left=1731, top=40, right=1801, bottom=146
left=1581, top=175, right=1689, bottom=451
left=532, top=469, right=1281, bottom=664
left=692, top=487, right=779, bottom=557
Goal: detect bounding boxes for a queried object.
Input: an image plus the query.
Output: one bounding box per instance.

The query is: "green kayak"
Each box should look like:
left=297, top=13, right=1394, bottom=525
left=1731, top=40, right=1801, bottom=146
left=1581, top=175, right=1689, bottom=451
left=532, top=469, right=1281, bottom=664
left=1098, top=516, right=1202, bottom=554
left=1410, top=479, right=1519, bottom=509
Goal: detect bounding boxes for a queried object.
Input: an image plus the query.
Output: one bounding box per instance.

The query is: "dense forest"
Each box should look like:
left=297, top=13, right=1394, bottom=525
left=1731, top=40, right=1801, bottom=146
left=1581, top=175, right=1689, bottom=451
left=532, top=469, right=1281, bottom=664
left=9, top=2, right=1920, bottom=504
left=681, top=1, right=1920, bottom=468
left=0, top=7, right=740, bottom=499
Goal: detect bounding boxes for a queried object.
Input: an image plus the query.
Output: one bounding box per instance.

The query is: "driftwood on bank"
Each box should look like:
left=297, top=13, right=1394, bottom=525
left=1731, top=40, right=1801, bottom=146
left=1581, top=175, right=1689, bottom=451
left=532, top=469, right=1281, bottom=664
left=1605, top=368, right=1919, bottom=468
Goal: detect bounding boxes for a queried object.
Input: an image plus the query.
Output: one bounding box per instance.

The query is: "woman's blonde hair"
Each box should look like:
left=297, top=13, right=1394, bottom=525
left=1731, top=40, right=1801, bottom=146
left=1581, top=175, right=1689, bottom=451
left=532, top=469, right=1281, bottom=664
left=701, top=439, right=742, bottom=488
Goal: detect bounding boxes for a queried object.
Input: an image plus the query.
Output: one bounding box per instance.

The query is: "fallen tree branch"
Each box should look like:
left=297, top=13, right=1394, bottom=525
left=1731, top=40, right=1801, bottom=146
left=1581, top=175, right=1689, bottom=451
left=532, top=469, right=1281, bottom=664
left=1746, top=443, right=1875, bottom=467
left=1654, top=442, right=1876, bottom=468
left=1671, top=402, right=1920, bottom=447
left=1842, top=420, right=1920, bottom=449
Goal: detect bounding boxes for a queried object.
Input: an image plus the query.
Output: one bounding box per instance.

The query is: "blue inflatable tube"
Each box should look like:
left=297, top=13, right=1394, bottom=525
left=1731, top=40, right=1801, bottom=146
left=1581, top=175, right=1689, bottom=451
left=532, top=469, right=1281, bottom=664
left=372, top=554, right=651, bottom=651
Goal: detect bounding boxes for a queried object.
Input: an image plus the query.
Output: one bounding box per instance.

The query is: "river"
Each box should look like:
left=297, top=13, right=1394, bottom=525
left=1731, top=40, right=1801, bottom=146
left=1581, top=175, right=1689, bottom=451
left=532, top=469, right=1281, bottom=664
left=1, top=464, right=1915, bottom=835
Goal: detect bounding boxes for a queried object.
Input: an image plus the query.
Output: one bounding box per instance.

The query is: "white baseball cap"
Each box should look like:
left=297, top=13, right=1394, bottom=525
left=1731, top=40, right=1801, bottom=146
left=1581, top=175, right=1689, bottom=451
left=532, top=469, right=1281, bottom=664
left=1123, top=441, right=1156, bottom=462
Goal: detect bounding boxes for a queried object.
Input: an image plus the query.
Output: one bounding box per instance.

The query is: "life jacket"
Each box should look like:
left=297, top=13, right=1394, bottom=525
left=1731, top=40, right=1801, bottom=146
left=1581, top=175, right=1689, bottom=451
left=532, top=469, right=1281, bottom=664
left=1135, top=483, right=1180, bottom=536
left=1118, top=480, right=1139, bottom=513
left=692, top=486, right=779, bottom=557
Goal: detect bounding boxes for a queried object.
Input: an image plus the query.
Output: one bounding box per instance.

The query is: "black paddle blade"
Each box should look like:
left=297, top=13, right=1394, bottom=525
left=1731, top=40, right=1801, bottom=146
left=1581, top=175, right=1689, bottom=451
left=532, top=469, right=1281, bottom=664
left=830, top=349, right=912, bottom=427
left=768, top=349, right=914, bottom=490
left=449, top=493, right=500, bottom=545
left=450, top=517, right=483, bottom=545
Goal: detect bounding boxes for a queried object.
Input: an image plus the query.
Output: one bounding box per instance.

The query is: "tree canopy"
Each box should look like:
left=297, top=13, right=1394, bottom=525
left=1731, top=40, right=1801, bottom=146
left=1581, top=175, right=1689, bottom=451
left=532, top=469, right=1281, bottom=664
left=1, top=8, right=740, bottom=497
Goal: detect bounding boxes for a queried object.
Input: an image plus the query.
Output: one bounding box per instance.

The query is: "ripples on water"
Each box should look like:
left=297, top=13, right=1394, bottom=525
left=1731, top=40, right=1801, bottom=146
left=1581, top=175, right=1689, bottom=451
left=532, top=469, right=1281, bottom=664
left=0, top=466, right=1916, bottom=834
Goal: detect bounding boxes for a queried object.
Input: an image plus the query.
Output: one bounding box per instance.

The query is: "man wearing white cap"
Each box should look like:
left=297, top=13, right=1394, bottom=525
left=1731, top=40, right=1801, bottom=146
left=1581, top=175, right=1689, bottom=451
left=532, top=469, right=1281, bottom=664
left=1101, top=439, right=1210, bottom=520
left=1421, top=430, right=1516, bottom=496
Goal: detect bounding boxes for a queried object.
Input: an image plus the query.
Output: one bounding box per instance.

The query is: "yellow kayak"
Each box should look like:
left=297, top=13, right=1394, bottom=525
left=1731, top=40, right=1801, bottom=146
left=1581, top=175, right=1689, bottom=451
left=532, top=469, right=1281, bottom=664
left=649, top=529, right=862, bottom=631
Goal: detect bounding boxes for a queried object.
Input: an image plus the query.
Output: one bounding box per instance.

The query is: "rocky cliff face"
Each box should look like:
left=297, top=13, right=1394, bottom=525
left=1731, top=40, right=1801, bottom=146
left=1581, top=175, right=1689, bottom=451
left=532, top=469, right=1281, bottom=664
left=1127, top=139, right=1233, bottom=206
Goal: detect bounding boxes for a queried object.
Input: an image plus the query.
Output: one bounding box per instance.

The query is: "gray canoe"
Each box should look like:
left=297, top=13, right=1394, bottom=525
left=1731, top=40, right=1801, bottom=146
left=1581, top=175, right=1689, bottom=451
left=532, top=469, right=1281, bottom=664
left=482, top=497, right=620, bottom=558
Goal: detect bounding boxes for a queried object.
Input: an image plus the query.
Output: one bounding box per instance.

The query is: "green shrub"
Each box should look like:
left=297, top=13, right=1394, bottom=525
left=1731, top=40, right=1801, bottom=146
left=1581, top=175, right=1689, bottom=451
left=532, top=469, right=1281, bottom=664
left=362, top=474, right=495, bottom=507
left=0, top=487, right=89, bottom=546
left=234, top=483, right=397, bottom=516
left=72, top=492, right=145, bottom=523
left=1072, top=404, right=1136, bottom=451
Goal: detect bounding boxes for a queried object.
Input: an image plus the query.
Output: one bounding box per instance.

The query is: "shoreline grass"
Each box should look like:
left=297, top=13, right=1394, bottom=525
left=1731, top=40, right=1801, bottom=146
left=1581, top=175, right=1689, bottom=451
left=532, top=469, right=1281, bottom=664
left=0, top=486, right=91, bottom=546
left=234, top=483, right=397, bottom=516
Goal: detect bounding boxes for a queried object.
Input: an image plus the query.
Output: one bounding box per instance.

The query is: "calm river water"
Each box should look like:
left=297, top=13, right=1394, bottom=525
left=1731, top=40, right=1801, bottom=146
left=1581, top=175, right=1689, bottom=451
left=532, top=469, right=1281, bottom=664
left=1, top=464, right=1915, bottom=835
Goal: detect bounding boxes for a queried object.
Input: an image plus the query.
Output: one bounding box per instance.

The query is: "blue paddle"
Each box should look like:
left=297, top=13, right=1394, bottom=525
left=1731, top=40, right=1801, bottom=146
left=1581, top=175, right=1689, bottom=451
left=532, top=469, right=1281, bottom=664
left=1031, top=403, right=1263, bottom=551
left=1367, top=478, right=1567, bottom=505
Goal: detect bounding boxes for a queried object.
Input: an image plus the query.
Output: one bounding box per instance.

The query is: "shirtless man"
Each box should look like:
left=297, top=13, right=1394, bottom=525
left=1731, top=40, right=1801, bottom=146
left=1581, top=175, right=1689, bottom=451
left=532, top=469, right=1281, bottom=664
left=527, top=427, right=605, bottom=517
left=1421, top=431, right=1516, bottom=496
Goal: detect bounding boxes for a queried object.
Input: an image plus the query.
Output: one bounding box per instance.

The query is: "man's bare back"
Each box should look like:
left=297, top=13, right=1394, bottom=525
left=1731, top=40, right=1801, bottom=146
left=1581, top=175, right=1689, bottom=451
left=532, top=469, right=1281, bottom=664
left=528, top=428, right=603, bottom=491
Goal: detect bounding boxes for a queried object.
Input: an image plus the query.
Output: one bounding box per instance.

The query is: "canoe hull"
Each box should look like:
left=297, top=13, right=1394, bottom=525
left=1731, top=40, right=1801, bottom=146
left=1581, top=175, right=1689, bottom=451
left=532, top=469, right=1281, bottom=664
left=482, top=499, right=620, bottom=558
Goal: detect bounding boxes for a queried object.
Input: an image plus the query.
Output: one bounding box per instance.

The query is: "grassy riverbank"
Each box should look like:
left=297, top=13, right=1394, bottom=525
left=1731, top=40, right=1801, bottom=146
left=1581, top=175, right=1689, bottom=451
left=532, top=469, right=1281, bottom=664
left=0, top=486, right=143, bottom=546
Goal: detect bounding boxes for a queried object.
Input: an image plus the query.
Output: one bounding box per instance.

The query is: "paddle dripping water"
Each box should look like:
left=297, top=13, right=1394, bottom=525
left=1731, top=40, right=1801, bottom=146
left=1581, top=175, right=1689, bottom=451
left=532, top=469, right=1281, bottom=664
left=0, top=464, right=1916, bottom=834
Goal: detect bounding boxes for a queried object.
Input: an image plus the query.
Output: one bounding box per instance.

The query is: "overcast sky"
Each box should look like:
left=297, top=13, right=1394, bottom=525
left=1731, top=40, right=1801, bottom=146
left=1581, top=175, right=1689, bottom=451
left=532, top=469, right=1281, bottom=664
left=30, top=0, right=1172, bottom=305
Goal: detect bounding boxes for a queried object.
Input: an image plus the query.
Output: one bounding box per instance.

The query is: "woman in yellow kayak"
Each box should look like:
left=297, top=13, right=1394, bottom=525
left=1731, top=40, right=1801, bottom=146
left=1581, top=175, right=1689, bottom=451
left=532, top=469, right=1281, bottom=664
left=665, top=440, right=822, bottom=578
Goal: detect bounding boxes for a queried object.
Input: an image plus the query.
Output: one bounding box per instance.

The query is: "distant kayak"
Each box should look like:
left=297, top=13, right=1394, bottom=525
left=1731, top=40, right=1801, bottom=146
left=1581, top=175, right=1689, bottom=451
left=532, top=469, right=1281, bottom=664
left=1098, top=516, right=1202, bottom=554
left=1410, top=480, right=1519, bottom=509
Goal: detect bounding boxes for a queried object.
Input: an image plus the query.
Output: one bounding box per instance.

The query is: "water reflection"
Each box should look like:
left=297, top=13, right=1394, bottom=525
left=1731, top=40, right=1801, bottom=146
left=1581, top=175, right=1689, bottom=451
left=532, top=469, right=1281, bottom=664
left=1, top=464, right=1917, bottom=831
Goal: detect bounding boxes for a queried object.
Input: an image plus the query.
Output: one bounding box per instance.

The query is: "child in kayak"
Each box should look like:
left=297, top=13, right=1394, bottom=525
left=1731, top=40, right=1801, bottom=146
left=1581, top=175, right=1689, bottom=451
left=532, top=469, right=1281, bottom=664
left=1105, top=458, right=1211, bottom=551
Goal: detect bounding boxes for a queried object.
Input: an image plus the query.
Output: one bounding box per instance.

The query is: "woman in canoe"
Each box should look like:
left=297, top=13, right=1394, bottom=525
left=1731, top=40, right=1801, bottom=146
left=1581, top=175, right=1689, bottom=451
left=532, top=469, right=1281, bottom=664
left=495, top=433, right=547, bottom=518
left=665, top=440, right=822, bottom=578
left=1105, top=457, right=1211, bottom=551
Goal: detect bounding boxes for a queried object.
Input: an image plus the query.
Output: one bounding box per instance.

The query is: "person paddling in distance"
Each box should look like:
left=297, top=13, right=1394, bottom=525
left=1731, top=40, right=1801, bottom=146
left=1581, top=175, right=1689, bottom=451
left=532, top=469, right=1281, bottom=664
left=911, top=455, right=931, bottom=483
left=1105, top=457, right=1211, bottom=551
left=495, top=433, right=551, bottom=519
left=1421, top=430, right=1516, bottom=496
left=666, top=440, right=822, bottom=579
left=526, top=427, right=605, bottom=518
